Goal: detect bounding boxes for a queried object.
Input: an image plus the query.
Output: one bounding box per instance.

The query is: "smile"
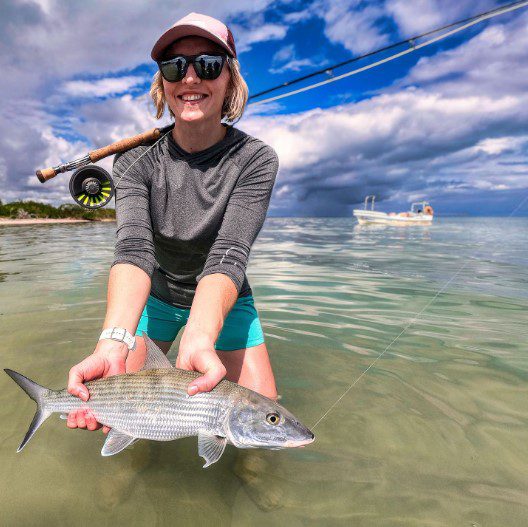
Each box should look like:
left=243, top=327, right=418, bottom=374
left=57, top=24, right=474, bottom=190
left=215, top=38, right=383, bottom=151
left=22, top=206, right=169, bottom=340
left=178, top=93, right=208, bottom=102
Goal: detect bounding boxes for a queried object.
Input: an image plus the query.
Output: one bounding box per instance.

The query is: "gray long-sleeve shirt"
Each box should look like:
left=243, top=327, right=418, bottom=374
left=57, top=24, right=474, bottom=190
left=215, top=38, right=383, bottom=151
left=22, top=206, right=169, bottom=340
left=111, top=124, right=279, bottom=308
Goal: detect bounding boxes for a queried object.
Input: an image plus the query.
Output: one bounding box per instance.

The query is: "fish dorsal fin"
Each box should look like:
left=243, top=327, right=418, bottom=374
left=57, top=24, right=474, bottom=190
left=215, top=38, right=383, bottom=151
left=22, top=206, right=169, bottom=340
left=101, top=429, right=138, bottom=456
left=198, top=431, right=227, bottom=468
left=141, top=332, right=173, bottom=370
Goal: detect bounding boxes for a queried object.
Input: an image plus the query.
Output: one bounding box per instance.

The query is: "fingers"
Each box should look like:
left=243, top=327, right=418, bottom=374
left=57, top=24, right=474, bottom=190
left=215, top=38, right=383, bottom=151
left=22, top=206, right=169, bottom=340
left=188, top=360, right=226, bottom=395
left=85, top=411, right=102, bottom=431
left=66, top=410, right=79, bottom=429
left=67, top=353, right=126, bottom=401
left=67, top=354, right=105, bottom=401
left=76, top=410, right=87, bottom=429
left=66, top=409, right=103, bottom=431
left=177, top=346, right=227, bottom=395
left=67, top=365, right=90, bottom=401
left=65, top=409, right=86, bottom=429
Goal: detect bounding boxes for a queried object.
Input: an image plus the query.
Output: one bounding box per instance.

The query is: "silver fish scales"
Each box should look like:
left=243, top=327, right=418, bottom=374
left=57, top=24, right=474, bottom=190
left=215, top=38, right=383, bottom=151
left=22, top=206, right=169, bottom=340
left=5, top=334, right=314, bottom=467
left=47, top=369, right=233, bottom=440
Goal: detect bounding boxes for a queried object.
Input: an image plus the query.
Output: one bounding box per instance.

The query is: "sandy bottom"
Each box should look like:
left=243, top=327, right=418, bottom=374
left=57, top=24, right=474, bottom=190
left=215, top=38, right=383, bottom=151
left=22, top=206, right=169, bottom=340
left=0, top=218, right=115, bottom=225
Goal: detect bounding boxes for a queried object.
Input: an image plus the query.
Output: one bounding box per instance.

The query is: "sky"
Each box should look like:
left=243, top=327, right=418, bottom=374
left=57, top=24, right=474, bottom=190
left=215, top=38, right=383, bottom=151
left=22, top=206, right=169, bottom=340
left=0, top=0, right=527, bottom=216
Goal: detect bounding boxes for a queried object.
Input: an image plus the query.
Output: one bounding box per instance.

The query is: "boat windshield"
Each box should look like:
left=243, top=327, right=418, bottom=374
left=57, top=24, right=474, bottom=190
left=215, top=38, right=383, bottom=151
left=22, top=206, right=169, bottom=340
left=411, top=202, right=429, bottom=214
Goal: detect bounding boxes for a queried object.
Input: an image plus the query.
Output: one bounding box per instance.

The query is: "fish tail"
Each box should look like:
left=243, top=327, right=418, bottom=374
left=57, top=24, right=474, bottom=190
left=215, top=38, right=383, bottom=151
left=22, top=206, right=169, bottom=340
left=4, top=369, right=52, bottom=452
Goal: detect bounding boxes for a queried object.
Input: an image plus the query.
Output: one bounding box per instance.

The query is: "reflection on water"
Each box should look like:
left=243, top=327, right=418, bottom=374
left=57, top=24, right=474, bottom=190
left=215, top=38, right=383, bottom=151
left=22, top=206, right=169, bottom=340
left=0, top=218, right=527, bottom=526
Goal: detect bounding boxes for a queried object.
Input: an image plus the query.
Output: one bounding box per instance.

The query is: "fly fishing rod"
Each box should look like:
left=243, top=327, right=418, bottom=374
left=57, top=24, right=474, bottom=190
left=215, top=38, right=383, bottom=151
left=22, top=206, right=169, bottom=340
left=35, top=123, right=175, bottom=209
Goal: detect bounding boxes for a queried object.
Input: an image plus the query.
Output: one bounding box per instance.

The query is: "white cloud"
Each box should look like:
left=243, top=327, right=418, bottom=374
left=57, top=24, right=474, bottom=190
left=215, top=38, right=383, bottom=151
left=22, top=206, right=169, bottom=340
left=405, top=17, right=528, bottom=98
left=269, top=43, right=322, bottom=74
left=385, top=0, right=497, bottom=37
left=474, top=137, right=522, bottom=155
left=1, top=1, right=279, bottom=85
left=319, top=0, right=389, bottom=54
left=60, top=76, right=148, bottom=98
left=386, top=0, right=445, bottom=35
left=283, top=10, right=314, bottom=24
left=272, top=44, right=296, bottom=63
left=234, top=23, right=288, bottom=53
left=78, top=94, right=166, bottom=146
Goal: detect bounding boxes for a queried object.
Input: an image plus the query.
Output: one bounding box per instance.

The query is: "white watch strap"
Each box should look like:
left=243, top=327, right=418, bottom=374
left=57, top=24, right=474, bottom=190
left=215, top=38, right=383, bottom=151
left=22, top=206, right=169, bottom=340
left=99, top=327, right=136, bottom=351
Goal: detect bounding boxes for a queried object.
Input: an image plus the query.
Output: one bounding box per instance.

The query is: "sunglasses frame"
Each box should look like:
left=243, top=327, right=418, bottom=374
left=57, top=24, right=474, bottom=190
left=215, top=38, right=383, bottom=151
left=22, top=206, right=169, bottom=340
left=157, top=53, right=230, bottom=83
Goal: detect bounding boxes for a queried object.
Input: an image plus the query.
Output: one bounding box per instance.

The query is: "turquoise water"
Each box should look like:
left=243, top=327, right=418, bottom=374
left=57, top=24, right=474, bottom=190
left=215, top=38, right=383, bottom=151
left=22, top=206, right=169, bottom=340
left=0, top=217, right=527, bottom=526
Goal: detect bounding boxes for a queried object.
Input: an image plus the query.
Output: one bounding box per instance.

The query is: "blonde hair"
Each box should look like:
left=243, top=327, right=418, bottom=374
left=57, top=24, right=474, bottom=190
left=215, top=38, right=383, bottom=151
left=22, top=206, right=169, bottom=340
left=149, top=57, right=248, bottom=123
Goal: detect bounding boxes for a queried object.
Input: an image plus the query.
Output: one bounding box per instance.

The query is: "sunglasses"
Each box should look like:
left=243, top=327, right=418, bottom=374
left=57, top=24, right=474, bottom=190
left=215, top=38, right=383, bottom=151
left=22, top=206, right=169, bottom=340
left=158, top=53, right=229, bottom=82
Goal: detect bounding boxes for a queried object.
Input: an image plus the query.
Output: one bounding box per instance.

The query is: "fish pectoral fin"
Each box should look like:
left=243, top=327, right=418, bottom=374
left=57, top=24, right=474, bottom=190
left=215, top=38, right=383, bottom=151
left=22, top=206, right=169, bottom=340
left=198, top=432, right=227, bottom=468
left=140, top=332, right=174, bottom=370
left=101, top=429, right=138, bottom=457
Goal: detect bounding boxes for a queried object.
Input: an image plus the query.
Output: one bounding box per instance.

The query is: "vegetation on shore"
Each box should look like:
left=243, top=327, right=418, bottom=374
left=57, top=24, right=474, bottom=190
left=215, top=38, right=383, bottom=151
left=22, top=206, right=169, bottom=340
left=0, top=200, right=115, bottom=221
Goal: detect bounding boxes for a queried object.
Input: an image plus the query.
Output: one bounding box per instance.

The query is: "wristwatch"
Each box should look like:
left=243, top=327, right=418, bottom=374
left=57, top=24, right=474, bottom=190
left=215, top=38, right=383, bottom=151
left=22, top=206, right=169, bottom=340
left=99, top=327, right=136, bottom=351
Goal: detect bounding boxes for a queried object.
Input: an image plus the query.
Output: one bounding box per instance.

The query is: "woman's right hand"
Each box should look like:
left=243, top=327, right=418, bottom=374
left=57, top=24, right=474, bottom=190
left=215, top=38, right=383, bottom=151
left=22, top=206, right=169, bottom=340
left=66, top=339, right=129, bottom=433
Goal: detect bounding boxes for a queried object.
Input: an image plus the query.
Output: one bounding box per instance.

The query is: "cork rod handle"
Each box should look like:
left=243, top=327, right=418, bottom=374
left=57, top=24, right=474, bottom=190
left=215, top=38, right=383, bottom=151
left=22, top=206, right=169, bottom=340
left=89, top=127, right=164, bottom=162
left=36, top=167, right=58, bottom=183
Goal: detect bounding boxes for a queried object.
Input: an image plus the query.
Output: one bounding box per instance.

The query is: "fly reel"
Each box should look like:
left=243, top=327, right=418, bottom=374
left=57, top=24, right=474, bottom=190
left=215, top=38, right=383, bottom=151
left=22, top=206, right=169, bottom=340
left=69, top=165, right=115, bottom=209
left=35, top=122, right=174, bottom=209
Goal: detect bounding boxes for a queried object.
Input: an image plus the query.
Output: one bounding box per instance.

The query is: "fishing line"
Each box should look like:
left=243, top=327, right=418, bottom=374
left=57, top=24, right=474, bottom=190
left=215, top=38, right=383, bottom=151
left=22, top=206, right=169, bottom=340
left=113, top=129, right=173, bottom=190
left=249, top=0, right=528, bottom=101
left=250, top=0, right=528, bottom=107
left=311, top=191, right=528, bottom=430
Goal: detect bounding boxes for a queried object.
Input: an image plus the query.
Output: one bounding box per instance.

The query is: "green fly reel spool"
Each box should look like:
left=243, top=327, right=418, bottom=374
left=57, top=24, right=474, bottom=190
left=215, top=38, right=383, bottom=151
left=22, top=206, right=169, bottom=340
left=69, top=165, right=115, bottom=209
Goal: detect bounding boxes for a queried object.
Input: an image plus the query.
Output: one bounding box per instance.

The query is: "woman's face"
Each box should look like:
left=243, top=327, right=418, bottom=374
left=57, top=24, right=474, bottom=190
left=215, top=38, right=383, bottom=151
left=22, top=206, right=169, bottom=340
left=161, top=36, right=231, bottom=124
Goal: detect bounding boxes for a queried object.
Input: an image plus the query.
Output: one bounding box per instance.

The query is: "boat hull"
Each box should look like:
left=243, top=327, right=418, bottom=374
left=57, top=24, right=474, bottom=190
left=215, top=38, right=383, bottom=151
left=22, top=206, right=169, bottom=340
left=353, top=210, right=433, bottom=225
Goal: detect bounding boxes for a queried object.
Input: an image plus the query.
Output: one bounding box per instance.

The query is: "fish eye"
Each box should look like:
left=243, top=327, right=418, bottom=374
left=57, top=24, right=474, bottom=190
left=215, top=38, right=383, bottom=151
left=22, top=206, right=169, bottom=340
left=266, top=412, right=281, bottom=425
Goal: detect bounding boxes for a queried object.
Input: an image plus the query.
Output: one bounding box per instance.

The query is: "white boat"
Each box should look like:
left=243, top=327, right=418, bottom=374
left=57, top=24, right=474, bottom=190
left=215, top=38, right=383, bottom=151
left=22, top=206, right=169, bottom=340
left=353, top=196, right=434, bottom=226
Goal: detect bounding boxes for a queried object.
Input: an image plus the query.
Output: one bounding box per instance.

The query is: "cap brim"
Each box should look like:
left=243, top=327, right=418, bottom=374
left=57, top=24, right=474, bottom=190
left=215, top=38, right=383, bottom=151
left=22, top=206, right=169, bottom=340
left=151, top=25, right=235, bottom=61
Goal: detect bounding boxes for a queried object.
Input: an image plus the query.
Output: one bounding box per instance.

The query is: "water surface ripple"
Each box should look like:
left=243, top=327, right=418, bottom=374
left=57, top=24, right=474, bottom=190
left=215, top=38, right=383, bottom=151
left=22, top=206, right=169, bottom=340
left=0, top=218, right=527, bottom=526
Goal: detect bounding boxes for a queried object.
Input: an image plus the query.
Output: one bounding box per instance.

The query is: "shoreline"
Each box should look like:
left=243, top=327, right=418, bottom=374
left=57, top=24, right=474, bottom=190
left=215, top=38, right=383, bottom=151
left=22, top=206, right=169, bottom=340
left=0, top=218, right=116, bottom=226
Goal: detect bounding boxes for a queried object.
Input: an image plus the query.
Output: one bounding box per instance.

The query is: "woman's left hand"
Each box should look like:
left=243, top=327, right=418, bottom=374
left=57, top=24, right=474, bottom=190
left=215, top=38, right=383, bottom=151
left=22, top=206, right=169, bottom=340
left=177, top=329, right=227, bottom=395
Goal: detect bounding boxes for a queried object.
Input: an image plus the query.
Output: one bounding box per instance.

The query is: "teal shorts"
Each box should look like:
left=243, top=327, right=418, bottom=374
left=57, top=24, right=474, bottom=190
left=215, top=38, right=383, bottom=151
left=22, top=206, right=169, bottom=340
left=136, top=294, right=265, bottom=351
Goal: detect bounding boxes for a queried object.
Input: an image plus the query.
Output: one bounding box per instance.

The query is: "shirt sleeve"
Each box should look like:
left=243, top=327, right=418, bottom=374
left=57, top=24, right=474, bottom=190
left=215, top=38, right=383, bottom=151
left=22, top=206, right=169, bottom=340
left=196, top=144, right=279, bottom=291
left=111, top=150, right=157, bottom=277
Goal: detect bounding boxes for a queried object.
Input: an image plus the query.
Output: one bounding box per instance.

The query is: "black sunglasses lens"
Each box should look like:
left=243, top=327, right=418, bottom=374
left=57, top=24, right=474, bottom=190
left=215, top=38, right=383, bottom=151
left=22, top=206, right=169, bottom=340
left=193, top=55, right=225, bottom=80
left=160, top=57, right=187, bottom=82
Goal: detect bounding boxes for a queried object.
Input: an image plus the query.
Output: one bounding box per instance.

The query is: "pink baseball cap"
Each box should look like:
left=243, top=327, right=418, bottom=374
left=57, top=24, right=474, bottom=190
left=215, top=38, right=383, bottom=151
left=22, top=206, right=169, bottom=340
left=151, top=12, right=237, bottom=61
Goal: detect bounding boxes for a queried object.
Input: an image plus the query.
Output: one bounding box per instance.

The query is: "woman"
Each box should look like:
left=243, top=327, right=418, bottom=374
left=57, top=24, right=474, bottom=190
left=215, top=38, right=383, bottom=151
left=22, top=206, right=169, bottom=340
left=66, top=12, right=279, bottom=432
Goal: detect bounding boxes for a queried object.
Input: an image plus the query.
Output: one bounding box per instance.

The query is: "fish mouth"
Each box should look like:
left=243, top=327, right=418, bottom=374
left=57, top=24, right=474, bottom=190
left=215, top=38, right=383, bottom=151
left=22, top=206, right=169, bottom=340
left=233, top=434, right=315, bottom=450
left=283, top=433, right=315, bottom=448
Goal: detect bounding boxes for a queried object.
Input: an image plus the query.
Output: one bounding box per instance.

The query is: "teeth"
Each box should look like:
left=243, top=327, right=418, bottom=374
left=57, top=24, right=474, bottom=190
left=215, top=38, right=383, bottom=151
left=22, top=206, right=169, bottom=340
left=181, top=94, right=205, bottom=101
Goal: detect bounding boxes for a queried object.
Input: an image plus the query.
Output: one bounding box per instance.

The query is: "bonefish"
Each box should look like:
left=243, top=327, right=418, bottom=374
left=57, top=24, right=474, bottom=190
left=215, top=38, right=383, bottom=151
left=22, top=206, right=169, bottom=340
left=4, top=334, right=314, bottom=467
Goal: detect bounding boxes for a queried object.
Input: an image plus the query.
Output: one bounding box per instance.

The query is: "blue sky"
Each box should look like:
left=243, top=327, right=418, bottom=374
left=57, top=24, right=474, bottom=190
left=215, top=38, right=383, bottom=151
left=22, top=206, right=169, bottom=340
left=1, top=0, right=527, bottom=216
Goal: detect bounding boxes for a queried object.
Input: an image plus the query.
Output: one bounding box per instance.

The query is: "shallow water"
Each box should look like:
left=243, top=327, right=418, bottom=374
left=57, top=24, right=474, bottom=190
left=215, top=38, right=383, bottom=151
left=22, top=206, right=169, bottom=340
left=0, top=217, right=527, bottom=526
